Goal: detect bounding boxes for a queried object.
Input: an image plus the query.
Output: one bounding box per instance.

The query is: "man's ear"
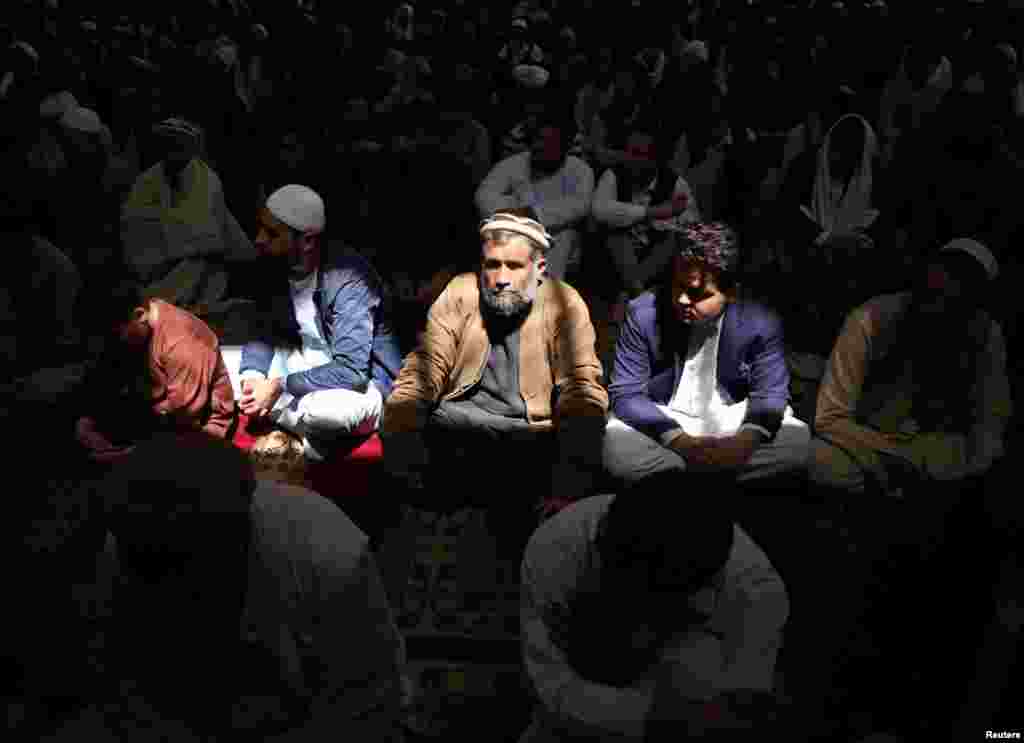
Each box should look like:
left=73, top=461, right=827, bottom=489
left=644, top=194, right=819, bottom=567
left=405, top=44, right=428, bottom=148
left=535, top=255, right=548, bottom=278
left=302, top=231, right=319, bottom=253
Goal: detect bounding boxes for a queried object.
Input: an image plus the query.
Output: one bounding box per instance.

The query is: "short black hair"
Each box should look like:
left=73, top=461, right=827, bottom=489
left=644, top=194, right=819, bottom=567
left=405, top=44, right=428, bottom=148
left=77, top=274, right=147, bottom=333
left=103, top=432, right=256, bottom=579
left=597, top=470, right=736, bottom=598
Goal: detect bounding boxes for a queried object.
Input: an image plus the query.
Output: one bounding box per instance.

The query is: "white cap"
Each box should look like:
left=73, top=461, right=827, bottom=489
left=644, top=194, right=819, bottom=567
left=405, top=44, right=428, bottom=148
left=940, top=238, right=999, bottom=280
left=266, top=185, right=325, bottom=234
left=60, top=106, right=103, bottom=134
left=513, top=64, right=549, bottom=88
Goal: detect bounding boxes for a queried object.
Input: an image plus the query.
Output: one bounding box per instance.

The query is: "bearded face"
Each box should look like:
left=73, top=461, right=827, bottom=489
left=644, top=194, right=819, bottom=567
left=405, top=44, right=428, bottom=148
left=254, top=206, right=300, bottom=273
left=478, top=237, right=544, bottom=320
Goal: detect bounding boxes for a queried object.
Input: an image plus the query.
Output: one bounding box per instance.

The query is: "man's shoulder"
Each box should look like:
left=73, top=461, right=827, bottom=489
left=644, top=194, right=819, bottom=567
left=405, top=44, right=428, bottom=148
left=320, top=249, right=380, bottom=287
left=626, top=291, right=659, bottom=326
left=157, top=300, right=218, bottom=347
left=857, top=292, right=911, bottom=330
left=252, top=481, right=368, bottom=558
left=441, top=272, right=482, bottom=303
left=525, top=495, right=612, bottom=572
left=563, top=154, right=594, bottom=176
left=729, top=301, right=783, bottom=332
left=495, top=150, right=531, bottom=171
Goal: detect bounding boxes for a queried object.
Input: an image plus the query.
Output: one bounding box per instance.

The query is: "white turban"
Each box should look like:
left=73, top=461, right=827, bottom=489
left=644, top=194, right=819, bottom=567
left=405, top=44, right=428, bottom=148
left=266, top=185, right=326, bottom=234
left=940, top=239, right=999, bottom=281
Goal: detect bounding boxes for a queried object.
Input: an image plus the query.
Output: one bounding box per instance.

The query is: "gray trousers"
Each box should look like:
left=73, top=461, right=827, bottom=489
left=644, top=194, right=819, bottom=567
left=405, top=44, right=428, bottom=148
left=602, top=414, right=811, bottom=485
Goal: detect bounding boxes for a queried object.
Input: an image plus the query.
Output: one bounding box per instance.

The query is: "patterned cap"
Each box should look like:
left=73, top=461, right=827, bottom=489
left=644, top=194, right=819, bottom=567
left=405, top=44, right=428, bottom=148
left=676, top=222, right=740, bottom=273
left=480, top=212, right=552, bottom=251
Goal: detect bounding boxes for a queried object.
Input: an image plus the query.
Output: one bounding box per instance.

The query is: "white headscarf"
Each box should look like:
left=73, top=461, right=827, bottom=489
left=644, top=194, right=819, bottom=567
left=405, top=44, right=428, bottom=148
left=801, top=113, right=880, bottom=245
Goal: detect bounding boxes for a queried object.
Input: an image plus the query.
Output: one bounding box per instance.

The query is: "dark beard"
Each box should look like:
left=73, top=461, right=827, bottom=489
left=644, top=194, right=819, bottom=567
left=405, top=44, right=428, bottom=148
left=479, top=287, right=533, bottom=322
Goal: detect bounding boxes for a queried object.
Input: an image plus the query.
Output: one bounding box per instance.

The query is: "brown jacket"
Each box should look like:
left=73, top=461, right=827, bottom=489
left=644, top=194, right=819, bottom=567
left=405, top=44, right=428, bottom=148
left=147, top=300, right=236, bottom=439
left=382, top=273, right=608, bottom=434
left=815, top=292, right=1012, bottom=490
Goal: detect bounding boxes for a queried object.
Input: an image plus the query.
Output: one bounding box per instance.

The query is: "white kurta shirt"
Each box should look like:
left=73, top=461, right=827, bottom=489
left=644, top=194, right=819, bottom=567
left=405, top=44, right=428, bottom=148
left=288, top=269, right=332, bottom=369
left=658, top=312, right=749, bottom=438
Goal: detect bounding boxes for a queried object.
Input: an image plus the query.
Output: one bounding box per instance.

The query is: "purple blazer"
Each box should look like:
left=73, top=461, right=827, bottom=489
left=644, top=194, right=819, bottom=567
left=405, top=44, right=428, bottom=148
left=609, top=293, right=790, bottom=443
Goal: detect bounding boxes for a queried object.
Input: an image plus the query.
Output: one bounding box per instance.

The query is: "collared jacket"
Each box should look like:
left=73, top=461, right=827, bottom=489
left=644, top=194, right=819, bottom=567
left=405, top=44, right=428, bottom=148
left=239, top=249, right=404, bottom=399
left=610, top=293, right=790, bottom=443
left=381, top=273, right=608, bottom=434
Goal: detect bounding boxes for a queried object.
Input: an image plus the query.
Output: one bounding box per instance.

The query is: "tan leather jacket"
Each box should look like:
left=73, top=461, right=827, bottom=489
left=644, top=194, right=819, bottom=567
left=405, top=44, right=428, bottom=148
left=382, top=273, right=608, bottom=434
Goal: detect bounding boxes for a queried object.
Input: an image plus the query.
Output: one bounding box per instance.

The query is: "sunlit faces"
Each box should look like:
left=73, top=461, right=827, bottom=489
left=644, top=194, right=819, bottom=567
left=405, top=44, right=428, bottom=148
left=671, top=257, right=730, bottom=325
left=479, top=237, right=545, bottom=318
left=254, top=206, right=296, bottom=260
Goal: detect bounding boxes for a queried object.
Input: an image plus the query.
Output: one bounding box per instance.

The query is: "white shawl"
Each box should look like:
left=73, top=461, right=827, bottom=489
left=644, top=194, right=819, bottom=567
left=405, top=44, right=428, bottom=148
left=801, top=113, right=880, bottom=245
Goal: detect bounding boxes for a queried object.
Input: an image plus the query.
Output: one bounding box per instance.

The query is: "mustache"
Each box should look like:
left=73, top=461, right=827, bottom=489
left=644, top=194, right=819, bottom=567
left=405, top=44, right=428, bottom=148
left=481, top=286, right=532, bottom=318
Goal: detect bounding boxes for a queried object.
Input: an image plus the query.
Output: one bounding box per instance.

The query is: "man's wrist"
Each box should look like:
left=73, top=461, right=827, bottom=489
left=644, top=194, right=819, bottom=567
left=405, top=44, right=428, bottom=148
left=662, top=427, right=690, bottom=448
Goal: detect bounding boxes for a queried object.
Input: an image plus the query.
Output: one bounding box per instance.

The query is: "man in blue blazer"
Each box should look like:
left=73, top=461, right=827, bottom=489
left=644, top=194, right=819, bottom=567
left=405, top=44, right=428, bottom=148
left=602, top=222, right=810, bottom=485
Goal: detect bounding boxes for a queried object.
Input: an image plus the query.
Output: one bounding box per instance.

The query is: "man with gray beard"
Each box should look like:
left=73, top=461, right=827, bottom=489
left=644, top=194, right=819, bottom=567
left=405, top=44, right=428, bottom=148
left=380, top=208, right=608, bottom=559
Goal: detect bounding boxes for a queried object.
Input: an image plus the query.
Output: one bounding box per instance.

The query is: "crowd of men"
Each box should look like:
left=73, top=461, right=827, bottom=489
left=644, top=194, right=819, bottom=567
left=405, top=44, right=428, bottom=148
left=2, top=0, right=1022, bottom=741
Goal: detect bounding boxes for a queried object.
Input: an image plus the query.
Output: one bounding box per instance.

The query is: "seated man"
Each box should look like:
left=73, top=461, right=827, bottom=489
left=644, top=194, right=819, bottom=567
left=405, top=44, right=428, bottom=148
left=221, top=184, right=403, bottom=461
left=120, top=117, right=257, bottom=309
left=603, top=222, right=810, bottom=487
left=520, top=471, right=790, bottom=741
left=807, top=238, right=1013, bottom=737
left=476, top=108, right=594, bottom=281
left=101, top=432, right=407, bottom=740
left=592, top=120, right=701, bottom=297
left=810, top=238, right=1012, bottom=496
left=381, top=209, right=608, bottom=557
left=72, top=277, right=236, bottom=464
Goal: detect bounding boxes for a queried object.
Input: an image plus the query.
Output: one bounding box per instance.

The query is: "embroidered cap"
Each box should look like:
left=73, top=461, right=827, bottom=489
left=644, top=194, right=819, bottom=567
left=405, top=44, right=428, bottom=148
left=480, top=212, right=552, bottom=252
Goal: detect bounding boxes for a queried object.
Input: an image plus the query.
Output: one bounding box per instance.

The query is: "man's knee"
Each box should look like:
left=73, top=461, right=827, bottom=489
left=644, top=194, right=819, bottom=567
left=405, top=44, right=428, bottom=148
left=299, top=388, right=381, bottom=436
left=603, top=419, right=685, bottom=483
left=807, top=437, right=866, bottom=494
left=742, top=419, right=812, bottom=482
